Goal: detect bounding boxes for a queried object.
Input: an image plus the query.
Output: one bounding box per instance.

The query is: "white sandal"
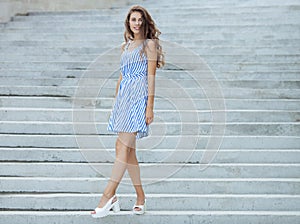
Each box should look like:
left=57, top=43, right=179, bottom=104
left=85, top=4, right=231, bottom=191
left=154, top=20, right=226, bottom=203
left=91, top=195, right=120, bottom=218
left=132, top=199, right=146, bottom=215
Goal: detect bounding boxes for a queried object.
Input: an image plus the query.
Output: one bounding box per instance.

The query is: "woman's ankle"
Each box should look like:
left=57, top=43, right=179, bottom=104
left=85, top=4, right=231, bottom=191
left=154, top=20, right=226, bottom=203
left=103, top=192, right=116, bottom=199
left=136, top=194, right=145, bottom=202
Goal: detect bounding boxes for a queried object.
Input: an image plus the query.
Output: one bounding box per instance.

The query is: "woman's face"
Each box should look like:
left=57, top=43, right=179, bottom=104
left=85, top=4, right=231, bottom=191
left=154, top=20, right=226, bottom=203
left=129, top=11, right=143, bottom=36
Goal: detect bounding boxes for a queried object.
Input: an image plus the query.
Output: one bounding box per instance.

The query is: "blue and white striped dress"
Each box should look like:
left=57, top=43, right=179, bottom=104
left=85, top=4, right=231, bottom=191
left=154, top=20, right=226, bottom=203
left=107, top=41, right=149, bottom=139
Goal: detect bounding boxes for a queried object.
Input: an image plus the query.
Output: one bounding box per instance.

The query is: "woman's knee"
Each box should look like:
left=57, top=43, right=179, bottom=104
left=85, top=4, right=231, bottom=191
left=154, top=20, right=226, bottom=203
left=115, top=139, right=130, bottom=159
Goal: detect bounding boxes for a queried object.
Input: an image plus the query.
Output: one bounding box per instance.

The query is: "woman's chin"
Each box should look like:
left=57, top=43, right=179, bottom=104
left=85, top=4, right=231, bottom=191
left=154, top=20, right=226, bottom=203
left=131, top=29, right=140, bottom=35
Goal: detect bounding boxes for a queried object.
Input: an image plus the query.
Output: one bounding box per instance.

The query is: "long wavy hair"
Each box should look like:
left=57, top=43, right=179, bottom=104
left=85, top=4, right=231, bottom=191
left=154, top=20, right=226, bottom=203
left=124, top=5, right=165, bottom=68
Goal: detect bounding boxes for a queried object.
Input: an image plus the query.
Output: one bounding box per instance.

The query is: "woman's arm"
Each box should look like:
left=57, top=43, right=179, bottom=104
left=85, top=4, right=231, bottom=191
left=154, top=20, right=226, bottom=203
left=145, top=40, right=157, bottom=125
left=115, top=42, right=125, bottom=97
left=115, top=73, right=122, bottom=97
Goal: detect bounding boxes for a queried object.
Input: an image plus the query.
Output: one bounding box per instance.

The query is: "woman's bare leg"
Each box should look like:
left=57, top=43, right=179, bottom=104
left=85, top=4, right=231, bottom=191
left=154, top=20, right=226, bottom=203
left=96, top=132, right=135, bottom=208
left=127, top=146, right=146, bottom=211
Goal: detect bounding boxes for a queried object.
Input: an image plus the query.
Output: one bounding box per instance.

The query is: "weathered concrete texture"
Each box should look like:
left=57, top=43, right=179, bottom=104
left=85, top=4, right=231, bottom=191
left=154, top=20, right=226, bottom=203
left=0, top=0, right=300, bottom=223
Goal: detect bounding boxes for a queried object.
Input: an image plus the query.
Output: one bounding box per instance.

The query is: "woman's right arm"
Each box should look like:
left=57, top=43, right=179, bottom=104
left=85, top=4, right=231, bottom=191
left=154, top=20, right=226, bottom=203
left=115, top=42, right=125, bottom=97
left=115, top=73, right=122, bottom=97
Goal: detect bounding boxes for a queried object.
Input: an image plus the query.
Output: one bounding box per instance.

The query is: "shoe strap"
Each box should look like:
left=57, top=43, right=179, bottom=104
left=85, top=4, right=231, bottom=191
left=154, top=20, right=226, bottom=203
left=133, top=203, right=145, bottom=209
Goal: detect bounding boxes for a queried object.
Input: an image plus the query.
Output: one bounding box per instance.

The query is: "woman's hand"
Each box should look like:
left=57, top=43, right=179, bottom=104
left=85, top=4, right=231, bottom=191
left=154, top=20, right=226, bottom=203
left=145, top=107, right=154, bottom=125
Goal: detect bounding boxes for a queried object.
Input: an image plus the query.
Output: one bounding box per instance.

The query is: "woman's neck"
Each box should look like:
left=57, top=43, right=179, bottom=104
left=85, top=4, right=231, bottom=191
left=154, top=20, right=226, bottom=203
left=133, top=34, right=143, bottom=41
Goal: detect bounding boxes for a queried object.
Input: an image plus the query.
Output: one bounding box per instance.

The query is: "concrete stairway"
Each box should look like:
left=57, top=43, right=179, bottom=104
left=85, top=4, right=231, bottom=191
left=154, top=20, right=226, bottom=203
left=1, top=0, right=300, bottom=223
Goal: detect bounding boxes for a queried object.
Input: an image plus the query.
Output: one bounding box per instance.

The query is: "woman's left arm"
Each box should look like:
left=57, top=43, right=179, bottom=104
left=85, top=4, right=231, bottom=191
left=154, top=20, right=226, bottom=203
left=145, top=40, right=157, bottom=125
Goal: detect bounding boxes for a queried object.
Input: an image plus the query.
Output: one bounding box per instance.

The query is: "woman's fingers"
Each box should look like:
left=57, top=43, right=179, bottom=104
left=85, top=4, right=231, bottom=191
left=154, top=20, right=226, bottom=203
left=146, top=116, right=153, bottom=125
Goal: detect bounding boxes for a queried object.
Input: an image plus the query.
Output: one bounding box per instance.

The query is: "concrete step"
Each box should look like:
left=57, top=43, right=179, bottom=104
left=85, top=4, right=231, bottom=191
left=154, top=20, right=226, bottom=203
left=10, top=9, right=299, bottom=21
left=1, top=162, right=299, bottom=178
left=1, top=86, right=299, bottom=99
left=1, top=32, right=299, bottom=42
left=1, top=122, right=299, bottom=136
left=12, top=5, right=299, bottom=20
left=20, top=0, right=300, bottom=9
left=2, top=109, right=299, bottom=122
left=0, top=45, right=298, bottom=56
left=1, top=97, right=300, bottom=110
left=144, top=0, right=300, bottom=7
left=1, top=78, right=299, bottom=90
left=0, top=63, right=299, bottom=74
left=3, top=14, right=300, bottom=28
left=2, top=24, right=299, bottom=35
left=6, top=16, right=300, bottom=27
left=2, top=193, right=300, bottom=211
left=1, top=210, right=299, bottom=224
left=0, top=135, right=299, bottom=149
left=2, top=75, right=299, bottom=87
left=1, top=177, right=299, bottom=194
left=0, top=70, right=299, bottom=81
left=6, top=21, right=299, bottom=30
left=1, top=39, right=300, bottom=49
left=1, top=148, right=299, bottom=163
left=0, top=46, right=113, bottom=55
left=5, top=7, right=300, bottom=21
left=1, top=53, right=299, bottom=65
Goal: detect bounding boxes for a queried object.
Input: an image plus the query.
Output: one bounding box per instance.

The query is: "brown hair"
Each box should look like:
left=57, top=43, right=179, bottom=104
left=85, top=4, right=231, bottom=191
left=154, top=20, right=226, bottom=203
left=124, top=5, right=164, bottom=68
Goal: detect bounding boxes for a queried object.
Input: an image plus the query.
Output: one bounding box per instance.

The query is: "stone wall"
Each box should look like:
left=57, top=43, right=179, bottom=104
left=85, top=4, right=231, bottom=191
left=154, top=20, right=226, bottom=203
left=0, top=0, right=141, bottom=23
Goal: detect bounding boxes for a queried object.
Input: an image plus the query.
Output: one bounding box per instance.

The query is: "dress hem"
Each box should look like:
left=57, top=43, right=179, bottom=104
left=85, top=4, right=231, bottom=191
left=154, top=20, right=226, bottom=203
left=107, top=128, right=148, bottom=139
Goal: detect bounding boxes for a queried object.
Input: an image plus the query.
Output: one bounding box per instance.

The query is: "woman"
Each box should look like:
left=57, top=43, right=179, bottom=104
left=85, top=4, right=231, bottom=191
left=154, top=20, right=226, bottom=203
left=91, top=5, right=164, bottom=218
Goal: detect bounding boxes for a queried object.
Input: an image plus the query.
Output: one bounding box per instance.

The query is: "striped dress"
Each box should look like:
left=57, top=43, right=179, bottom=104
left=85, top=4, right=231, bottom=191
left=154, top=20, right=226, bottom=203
left=107, top=40, right=149, bottom=139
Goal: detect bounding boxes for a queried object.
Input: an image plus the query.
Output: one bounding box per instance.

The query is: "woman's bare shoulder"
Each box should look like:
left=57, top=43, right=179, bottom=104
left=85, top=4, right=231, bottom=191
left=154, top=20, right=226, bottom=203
left=121, top=41, right=127, bottom=51
left=145, top=39, right=156, bottom=51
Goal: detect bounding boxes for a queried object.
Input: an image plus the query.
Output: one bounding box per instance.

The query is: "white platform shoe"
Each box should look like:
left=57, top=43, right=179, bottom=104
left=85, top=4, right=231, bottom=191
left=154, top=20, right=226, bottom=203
left=132, top=199, right=146, bottom=215
left=91, top=195, right=120, bottom=218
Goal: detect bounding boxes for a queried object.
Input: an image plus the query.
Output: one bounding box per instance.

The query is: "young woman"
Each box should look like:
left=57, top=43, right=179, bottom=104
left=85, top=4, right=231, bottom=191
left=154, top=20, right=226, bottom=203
left=91, top=5, right=164, bottom=218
